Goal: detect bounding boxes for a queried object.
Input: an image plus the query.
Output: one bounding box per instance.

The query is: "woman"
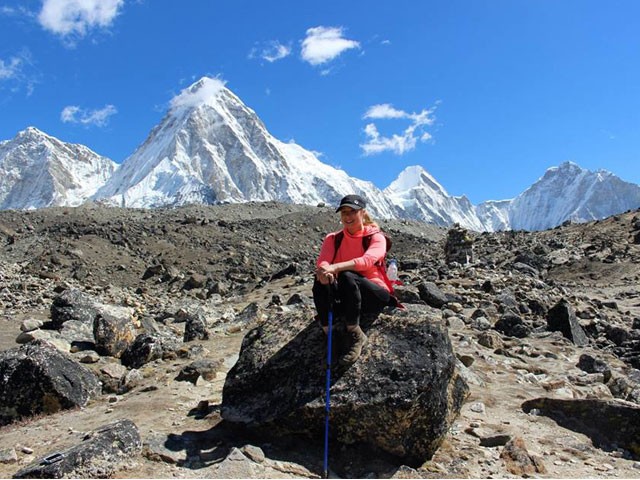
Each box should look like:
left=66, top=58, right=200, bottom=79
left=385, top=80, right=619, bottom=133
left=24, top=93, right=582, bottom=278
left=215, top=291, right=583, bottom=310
left=313, top=194, right=392, bottom=365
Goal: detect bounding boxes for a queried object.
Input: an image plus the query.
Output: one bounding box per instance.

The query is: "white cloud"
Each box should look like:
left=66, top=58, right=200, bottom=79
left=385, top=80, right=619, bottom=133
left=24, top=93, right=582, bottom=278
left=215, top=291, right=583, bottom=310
left=60, top=104, right=117, bottom=127
left=0, top=49, right=37, bottom=95
left=301, top=26, right=360, bottom=66
left=250, top=41, right=291, bottom=63
left=38, top=0, right=123, bottom=40
left=169, top=76, right=226, bottom=110
left=0, top=55, right=24, bottom=80
left=360, top=103, right=436, bottom=156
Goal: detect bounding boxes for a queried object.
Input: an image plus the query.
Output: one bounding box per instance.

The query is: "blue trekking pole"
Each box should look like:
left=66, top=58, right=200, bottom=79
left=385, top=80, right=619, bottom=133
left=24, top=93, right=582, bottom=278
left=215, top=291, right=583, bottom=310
left=323, top=282, right=335, bottom=479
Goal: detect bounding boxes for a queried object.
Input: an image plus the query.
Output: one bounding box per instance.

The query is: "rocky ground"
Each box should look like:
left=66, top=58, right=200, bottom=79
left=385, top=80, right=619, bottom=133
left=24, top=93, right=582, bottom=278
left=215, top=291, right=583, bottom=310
left=1, top=202, right=640, bottom=478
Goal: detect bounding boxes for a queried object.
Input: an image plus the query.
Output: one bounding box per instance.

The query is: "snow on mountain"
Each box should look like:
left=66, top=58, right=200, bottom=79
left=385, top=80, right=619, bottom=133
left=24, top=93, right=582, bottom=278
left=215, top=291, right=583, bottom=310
left=0, top=127, right=118, bottom=210
left=93, top=77, right=397, bottom=219
left=385, top=165, right=485, bottom=230
left=497, top=161, right=640, bottom=231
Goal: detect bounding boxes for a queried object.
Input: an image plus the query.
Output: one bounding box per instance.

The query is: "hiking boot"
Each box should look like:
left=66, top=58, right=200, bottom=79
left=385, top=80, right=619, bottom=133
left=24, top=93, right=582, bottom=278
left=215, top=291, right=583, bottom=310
left=339, top=326, right=368, bottom=365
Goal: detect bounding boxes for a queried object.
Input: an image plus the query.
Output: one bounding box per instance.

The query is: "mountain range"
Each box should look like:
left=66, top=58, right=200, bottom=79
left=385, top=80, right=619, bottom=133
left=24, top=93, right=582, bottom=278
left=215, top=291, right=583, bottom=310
left=1, top=77, right=639, bottom=232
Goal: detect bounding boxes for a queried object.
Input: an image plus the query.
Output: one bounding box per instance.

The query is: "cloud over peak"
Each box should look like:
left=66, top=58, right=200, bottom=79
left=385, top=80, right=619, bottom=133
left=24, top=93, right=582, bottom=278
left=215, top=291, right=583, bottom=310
left=301, top=26, right=360, bottom=66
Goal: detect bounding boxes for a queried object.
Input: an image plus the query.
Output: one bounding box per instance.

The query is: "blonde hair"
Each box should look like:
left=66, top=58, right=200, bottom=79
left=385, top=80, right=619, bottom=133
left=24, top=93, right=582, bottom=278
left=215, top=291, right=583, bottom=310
left=363, top=210, right=379, bottom=228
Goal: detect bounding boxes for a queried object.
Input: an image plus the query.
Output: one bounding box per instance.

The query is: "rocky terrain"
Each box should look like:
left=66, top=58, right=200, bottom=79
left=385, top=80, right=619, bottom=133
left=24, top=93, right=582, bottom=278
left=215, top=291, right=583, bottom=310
left=1, top=202, right=640, bottom=478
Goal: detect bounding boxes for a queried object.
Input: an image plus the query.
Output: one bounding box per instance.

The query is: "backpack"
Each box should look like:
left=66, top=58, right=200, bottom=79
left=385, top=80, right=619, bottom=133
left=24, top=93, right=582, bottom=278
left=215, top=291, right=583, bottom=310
left=331, top=230, right=401, bottom=297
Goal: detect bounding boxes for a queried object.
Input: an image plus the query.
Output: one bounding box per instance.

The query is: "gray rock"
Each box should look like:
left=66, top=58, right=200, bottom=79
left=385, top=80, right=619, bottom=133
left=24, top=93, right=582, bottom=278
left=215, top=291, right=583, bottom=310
left=522, top=397, right=640, bottom=459
left=221, top=306, right=469, bottom=466
left=13, top=419, right=141, bottom=478
left=417, top=282, right=448, bottom=308
left=547, top=299, right=589, bottom=346
left=0, top=340, right=101, bottom=426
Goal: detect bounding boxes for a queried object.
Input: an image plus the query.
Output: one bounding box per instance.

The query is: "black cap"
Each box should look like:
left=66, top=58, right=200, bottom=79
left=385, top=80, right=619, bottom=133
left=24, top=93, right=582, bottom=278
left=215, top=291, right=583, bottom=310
left=336, top=194, right=366, bottom=212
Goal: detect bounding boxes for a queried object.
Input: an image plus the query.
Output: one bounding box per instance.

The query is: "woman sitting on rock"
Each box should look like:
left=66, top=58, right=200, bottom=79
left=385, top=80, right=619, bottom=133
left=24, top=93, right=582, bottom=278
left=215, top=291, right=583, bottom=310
left=313, top=194, right=393, bottom=365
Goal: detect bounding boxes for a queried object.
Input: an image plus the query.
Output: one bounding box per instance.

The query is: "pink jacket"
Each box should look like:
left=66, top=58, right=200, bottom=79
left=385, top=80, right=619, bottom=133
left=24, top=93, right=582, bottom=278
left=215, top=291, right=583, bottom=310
left=316, top=225, right=389, bottom=291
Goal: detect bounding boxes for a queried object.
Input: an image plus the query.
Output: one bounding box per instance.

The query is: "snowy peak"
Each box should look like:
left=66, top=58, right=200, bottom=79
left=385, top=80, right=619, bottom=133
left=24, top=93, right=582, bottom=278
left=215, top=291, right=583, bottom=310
left=94, top=77, right=397, bottom=218
left=387, top=165, right=448, bottom=197
left=473, top=161, right=640, bottom=231
left=0, top=127, right=118, bottom=209
left=385, top=165, right=483, bottom=230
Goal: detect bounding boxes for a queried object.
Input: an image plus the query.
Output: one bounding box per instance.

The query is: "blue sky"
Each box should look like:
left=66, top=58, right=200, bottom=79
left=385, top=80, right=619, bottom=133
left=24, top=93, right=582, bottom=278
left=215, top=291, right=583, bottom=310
left=1, top=0, right=639, bottom=204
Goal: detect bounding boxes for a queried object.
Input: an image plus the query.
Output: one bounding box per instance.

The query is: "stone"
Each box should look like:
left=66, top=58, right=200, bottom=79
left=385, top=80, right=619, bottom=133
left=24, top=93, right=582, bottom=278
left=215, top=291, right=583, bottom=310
left=0, top=447, right=18, bottom=464
left=500, top=437, right=547, bottom=475
left=477, top=330, right=503, bottom=349
left=522, top=397, right=640, bottom=459
left=20, top=318, right=43, bottom=332
left=576, top=353, right=612, bottom=383
left=418, top=282, right=448, bottom=308
left=0, top=340, right=101, bottom=426
left=93, top=312, right=136, bottom=358
left=13, top=419, right=142, bottom=478
left=120, top=331, right=181, bottom=369
left=176, top=359, right=223, bottom=384
left=547, top=299, right=589, bottom=346
left=494, top=312, right=530, bottom=338
left=183, top=311, right=210, bottom=342
left=221, top=306, right=469, bottom=466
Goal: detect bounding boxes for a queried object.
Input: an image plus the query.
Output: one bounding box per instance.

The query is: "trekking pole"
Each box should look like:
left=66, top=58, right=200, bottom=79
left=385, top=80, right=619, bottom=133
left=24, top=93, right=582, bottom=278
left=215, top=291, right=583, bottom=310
left=323, top=282, right=335, bottom=479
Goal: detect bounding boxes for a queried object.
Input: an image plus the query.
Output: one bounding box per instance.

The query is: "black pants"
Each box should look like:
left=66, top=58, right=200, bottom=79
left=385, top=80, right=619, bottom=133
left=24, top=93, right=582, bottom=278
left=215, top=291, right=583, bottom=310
left=312, top=271, right=391, bottom=327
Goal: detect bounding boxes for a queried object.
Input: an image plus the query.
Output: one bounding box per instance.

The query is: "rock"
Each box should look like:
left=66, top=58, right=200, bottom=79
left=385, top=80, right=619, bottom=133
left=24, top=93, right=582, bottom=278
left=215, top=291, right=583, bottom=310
left=393, top=285, right=421, bottom=305
left=477, top=330, right=504, bottom=349
left=175, top=359, right=223, bottom=384
left=183, top=273, right=208, bottom=290
left=93, top=313, right=136, bottom=358
left=0, top=447, right=18, bottom=464
left=183, top=311, right=210, bottom=342
left=120, top=332, right=181, bottom=369
left=577, top=353, right=612, bottom=383
left=50, top=289, right=102, bottom=328
left=417, top=282, right=448, bottom=308
left=494, top=312, right=530, bottom=338
left=500, top=437, right=547, bottom=475
left=547, top=299, right=589, bottom=346
left=50, top=289, right=135, bottom=336
left=0, top=340, right=101, bottom=426
left=522, top=397, right=640, bottom=459
left=20, top=318, right=44, bottom=332
left=13, top=419, right=142, bottom=478
left=221, top=306, right=469, bottom=466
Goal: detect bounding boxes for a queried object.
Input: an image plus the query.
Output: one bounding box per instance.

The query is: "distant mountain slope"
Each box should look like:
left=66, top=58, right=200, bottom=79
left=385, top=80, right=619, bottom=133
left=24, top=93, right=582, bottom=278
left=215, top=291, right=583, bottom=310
left=0, top=127, right=118, bottom=210
left=384, top=165, right=485, bottom=230
left=93, top=78, right=397, bottom=219
left=476, top=162, right=640, bottom=231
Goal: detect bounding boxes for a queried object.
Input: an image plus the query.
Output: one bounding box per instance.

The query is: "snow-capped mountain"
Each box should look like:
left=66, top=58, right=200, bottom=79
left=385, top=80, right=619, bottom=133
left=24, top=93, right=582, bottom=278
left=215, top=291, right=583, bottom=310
left=2, top=81, right=638, bottom=233
left=0, top=127, right=118, bottom=210
left=385, top=166, right=485, bottom=230
left=93, top=77, right=397, bottom=219
left=476, top=162, right=640, bottom=231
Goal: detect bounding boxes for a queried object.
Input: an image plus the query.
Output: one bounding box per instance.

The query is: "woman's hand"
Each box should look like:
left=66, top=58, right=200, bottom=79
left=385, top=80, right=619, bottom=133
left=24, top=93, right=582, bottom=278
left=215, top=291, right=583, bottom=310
left=316, top=264, right=337, bottom=285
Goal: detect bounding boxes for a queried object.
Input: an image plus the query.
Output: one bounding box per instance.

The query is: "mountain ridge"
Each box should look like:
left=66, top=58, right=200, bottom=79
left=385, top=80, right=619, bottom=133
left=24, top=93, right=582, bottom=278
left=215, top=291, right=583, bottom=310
left=1, top=79, right=639, bottom=231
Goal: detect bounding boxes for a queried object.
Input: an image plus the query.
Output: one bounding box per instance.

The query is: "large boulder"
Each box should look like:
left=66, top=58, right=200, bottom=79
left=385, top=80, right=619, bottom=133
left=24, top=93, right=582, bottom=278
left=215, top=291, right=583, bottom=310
left=50, top=289, right=135, bottom=335
left=14, top=419, right=142, bottom=478
left=221, top=305, right=469, bottom=466
left=0, top=341, right=101, bottom=426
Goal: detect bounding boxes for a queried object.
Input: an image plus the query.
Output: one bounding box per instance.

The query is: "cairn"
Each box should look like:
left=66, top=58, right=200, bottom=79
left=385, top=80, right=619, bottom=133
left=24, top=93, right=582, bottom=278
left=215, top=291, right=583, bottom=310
left=445, top=223, right=474, bottom=265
